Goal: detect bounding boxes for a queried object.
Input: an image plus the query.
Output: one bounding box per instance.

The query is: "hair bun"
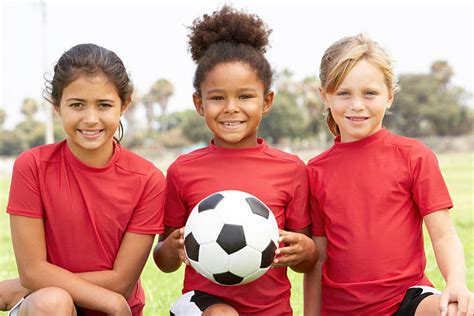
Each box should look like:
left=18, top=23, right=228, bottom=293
left=188, top=5, right=272, bottom=63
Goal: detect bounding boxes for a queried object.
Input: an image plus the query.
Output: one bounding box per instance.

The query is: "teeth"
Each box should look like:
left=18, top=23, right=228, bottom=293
left=81, top=130, right=100, bottom=135
left=223, top=122, right=242, bottom=126
left=349, top=117, right=366, bottom=121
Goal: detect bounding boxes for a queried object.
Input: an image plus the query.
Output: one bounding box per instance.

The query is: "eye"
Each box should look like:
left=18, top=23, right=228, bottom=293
left=209, top=95, right=224, bottom=101
left=365, top=91, right=378, bottom=96
left=99, top=103, right=112, bottom=108
left=69, top=102, right=83, bottom=108
left=336, top=91, right=349, bottom=96
left=239, top=94, right=254, bottom=100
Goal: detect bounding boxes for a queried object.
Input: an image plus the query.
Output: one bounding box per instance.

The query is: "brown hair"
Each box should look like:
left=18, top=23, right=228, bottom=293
left=188, top=5, right=273, bottom=93
left=44, top=43, right=133, bottom=141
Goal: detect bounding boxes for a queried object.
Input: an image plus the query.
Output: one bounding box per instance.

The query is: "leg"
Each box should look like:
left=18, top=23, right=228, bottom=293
left=170, top=290, right=237, bottom=316
left=0, top=279, right=29, bottom=311
left=415, top=295, right=458, bottom=316
left=17, top=287, right=76, bottom=316
left=203, top=304, right=238, bottom=316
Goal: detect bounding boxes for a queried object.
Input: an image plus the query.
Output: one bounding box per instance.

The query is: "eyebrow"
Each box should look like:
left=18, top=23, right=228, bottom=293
left=65, top=98, right=115, bottom=102
left=206, top=88, right=258, bottom=94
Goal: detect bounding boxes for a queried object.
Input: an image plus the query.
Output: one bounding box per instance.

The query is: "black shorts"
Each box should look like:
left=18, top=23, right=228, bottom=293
left=170, top=290, right=228, bottom=316
left=393, top=286, right=441, bottom=316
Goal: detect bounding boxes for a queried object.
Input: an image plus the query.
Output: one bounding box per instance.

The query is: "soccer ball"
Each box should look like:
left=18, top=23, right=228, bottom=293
left=184, top=190, right=279, bottom=286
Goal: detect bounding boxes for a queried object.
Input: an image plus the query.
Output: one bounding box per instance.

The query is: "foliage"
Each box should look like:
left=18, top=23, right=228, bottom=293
left=385, top=72, right=472, bottom=137
left=180, top=109, right=213, bottom=144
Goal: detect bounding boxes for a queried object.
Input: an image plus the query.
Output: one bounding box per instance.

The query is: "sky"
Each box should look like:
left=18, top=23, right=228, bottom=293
left=1, top=0, right=473, bottom=128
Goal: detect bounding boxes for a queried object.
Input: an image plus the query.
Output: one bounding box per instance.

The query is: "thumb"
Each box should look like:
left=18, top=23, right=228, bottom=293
left=439, top=291, right=450, bottom=316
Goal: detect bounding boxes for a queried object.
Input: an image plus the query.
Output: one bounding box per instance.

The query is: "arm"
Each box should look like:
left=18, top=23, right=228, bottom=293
left=77, top=231, right=155, bottom=298
left=273, top=226, right=318, bottom=273
left=153, top=226, right=187, bottom=273
left=304, top=236, right=326, bottom=316
left=10, top=215, right=130, bottom=315
left=424, top=209, right=474, bottom=315
left=0, top=279, right=30, bottom=311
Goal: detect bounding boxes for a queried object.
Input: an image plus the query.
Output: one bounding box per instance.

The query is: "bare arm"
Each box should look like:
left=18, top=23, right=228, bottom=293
left=10, top=215, right=130, bottom=314
left=77, top=232, right=155, bottom=298
left=304, top=236, right=326, bottom=316
left=273, top=226, right=318, bottom=273
left=424, top=210, right=474, bottom=315
left=153, top=226, right=187, bottom=272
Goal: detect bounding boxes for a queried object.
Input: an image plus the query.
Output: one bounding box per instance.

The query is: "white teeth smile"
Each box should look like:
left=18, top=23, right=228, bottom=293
left=222, top=122, right=243, bottom=126
left=347, top=117, right=367, bottom=121
left=80, top=130, right=101, bottom=135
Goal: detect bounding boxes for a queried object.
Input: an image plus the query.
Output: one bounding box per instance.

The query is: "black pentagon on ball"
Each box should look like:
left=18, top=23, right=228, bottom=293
left=213, top=271, right=244, bottom=285
left=260, top=241, right=277, bottom=268
left=245, top=197, right=270, bottom=219
left=184, top=233, right=200, bottom=261
left=216, top=224, right=246, bottom=254
left=198, top=193, right=224, bottom=212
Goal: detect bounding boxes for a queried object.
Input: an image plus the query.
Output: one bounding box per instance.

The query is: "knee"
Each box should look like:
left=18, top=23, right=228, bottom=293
left=203, top=303, right=239, bottom=316
left=25, top=287, right=74, bottom=315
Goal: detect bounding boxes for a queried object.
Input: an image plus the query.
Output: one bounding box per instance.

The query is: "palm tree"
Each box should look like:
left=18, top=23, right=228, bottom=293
left=21, top=98, right=39, bottom=121
left=430, top=60, right=453, bottom=91
left=142, top=92, right=155, bottom=134
left=149, top=78, right=174, bottom=133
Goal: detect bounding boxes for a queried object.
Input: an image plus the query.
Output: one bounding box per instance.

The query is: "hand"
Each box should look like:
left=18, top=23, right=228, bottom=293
left=440, top=284, right=474, bottom=316
left=272, top=229, right=316, bottom=269
left=170, top=227, right=189, bottom=265
left=0, top=278, right=30, bottom=311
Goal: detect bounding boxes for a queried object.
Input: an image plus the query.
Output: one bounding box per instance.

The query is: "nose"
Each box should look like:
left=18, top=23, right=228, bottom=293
left=350, top=97, right=365, bottom=111
left=223, top=99, right=240, bottom=113
left=83, top=107, right=100, bottom=124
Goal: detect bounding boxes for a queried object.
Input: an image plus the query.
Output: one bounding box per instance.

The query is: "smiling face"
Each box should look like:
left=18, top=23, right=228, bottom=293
left=193, top=62, right=274, bottom=148
left=320, top=59, right=394, bottom=143
left=55, top=74, right=129, bottom=166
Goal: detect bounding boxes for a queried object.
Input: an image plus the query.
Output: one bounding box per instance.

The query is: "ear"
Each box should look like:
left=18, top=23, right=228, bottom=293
left=121, top=96, right=132, bottom=115
left=53, top=105, right=61, bottom=116
left=193, top=92, right=205, bottom=117
left=386, top=90, right=394, bottom=109
left=319, top=87, right=329, bottom=109
left=262, top=90, right=275, bottom=115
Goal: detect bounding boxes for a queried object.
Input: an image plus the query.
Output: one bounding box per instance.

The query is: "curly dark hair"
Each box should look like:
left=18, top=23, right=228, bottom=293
left=188, top=5, right=273, bottom=93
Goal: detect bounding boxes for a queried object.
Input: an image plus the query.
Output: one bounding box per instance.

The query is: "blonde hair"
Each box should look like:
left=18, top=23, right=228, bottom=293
left=319, top=33, right=399, bottom=136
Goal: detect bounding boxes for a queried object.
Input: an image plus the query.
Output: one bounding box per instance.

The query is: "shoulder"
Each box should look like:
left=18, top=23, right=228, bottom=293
left=307, top=146, right=336, bottom=168
left=263, top=145, right=305, bottom=165
left=14, top=141, right=65, bottom=169
left=116, top=146, right=164, bottom=178
left=384, top=131, right=435, bottom=158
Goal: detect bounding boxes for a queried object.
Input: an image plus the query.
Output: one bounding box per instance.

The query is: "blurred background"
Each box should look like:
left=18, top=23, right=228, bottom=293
left=0, top=1, right=473, bottom=314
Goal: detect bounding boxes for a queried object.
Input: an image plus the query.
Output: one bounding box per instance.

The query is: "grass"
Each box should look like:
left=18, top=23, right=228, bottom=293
left=0, top=152, right=472, bottom=315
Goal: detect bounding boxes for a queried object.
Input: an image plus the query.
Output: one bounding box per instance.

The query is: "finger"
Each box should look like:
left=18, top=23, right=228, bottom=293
left=457, top=293, right=469, bottom=315
left=466, top=293, right=474, bottom=315
left=440, top=291, right=450, bottom=316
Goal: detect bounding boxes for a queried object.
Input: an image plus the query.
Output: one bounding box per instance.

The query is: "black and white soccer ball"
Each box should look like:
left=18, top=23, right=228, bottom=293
left=184, top=190, right=279, bottom=286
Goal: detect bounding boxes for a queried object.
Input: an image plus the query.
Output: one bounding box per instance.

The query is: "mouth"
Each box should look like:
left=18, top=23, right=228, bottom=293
left=77, top=129, right=104, bottom=138
left=219, top=120, right=246, bottom=128
left=346, top=116, right=369, bottom=122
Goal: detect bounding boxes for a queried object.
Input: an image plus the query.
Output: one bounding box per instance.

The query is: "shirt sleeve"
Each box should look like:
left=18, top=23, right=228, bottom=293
left=127, top=166, right=166, bottom=234
left=410, top=142, right=453, bottom=217
left=307, top=165, right=325, bottom=236
left=163, top=161, right=188, bottom=228
left=7, top=150, right=44, bottom=218
left=284, top=159, right=311, bottom=230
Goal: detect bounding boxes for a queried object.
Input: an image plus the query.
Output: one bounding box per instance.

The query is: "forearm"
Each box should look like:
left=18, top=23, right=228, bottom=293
left=290, top=241, right=318, bottom=273
left=304, top=261, right=323, bottom=316
left=76, top=270, right=134, bottom=298
left=432, top=228, right=466, bottom=285
left=19, top=261, right=126, bottom=313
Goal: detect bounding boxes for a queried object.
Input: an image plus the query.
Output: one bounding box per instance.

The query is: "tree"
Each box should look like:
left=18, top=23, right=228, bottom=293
left=0, top=108, right=6, bottom=129
left=180, top=109, right=212, bottom=143
left=149, top=78, right=174, bottom=133
left=385, top=72, right=471, bottom=137
left=142, top=92, right=155, bottom=134
left=430, top=60, right=453, bottom=91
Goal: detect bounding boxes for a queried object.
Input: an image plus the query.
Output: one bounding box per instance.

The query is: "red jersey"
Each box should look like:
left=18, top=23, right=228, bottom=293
left=307, top=128, right=453, bottom=315
left=7, top=140, right=166, bottom=316
left=165, top=138, right=310, bottom=315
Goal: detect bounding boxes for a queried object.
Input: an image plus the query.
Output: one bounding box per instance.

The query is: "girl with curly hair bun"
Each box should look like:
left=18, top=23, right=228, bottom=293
left=153, top=5, right=317, bottom=316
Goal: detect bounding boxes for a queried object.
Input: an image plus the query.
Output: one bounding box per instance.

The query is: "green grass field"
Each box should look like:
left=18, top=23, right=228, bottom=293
left=0, top=152, right=472, bottom=315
